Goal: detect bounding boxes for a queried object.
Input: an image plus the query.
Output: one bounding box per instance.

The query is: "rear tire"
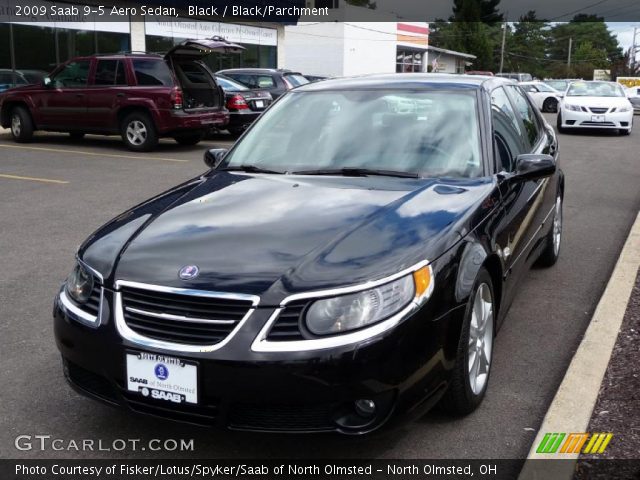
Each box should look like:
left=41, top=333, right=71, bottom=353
left=543, top=98, right=558, bottom=113
left=441, top=268, right=495, bottom=416
left=174, top=132, right=203, bottom=146
left=121, top=112, right=158, bottom=152
left=536, top=193, right=562, bottom=267
left=10, top=106, right=34, bottom=143
left=69, top=132, right=85, bottom=140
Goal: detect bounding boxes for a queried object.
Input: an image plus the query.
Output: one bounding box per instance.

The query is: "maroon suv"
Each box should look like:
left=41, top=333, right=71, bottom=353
left=0, top=38, right=243, bottom=151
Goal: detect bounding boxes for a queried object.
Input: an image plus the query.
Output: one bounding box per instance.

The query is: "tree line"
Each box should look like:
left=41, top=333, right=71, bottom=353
left=429, top=0, right=639, bottom=79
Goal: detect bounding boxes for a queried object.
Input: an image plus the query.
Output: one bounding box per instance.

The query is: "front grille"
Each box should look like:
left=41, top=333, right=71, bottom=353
left=229, top=403, right=335, bottom=431
left=266, top=301, right=307, bottom=341
left=581, top=121, right=616, bottom=127
left=121, top=287, right=253, bottom=346
left=589, top=107, right=609, bottom=114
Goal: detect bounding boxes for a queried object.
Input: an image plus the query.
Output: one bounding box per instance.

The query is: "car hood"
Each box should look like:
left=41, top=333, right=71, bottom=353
left=80, top=172, right=495, bottom=302
left=563, top=95, right=631, bottom=107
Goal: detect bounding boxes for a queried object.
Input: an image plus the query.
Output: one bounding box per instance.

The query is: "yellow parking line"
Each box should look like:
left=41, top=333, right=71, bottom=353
left=0, top=143, right=189, bottom=163
left=0, top=173, right=69, bottom=184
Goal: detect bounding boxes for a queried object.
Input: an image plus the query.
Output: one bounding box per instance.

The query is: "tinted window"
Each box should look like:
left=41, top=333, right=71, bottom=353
left=227, top=73, right=275, bottom=89
left=94, top=60, right=126, bottom=86
left=132, top=59, right=173, bottom=86
left=52, top=60, right=90, bottom=87
left=491, top=87, right=525, bottom=172
left=284, top=74, right=310, bottom=87
left=176, top=63, right=211, bottom=84
left=216, top=76, right=248, bottom=91
left=507, top=85, right=541, bottom=150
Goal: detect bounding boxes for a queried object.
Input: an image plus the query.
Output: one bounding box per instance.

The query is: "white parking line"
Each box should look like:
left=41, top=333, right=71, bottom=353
left=0, top=173, right=69, bottom=184
left=519, top=211, right=640, bottom=479
left=0, top=143, right=189, bottom=163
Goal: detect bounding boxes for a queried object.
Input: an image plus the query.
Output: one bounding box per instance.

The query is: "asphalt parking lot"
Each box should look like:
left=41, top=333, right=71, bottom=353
left=1, top=115, right=639, bottom=460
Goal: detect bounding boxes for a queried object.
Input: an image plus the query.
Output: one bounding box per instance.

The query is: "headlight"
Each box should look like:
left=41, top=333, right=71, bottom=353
left=65, top=262, right=94, bottom=304
left=305, top=266, right=432, bottom=336
left=618, top=105, right=631, bottom=112
left=565, top=104, right=582, bottom=112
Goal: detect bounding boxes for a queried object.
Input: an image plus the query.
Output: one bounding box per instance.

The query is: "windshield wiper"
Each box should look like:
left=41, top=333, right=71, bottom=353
left=290, top=167, right=420, bottom=178
left=221, top=165, right=284, bottom=174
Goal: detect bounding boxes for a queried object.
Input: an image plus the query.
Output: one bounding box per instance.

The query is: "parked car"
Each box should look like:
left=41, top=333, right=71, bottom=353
left=496, top=72, right=533, bottom=82
left=465, top=71, right=494, bottom=76
left=625, top=86, right=640, bottom=114
left=215, top=74, right=272, bottom=136
left=19, top=69, right=49, bottom=84
left=520, top=81, right=562, bottom=112
left=0, top=38, right=244, bottom=151
left=0, top=69, right=29, bottom=92
left=545, top=79, right=572, bottom=93
left=217, top=68, right=309, bottom=99
left=557, top=80, right=633, bottom=135
left=54, top=74, right=563, bottom=433
left=304, top=74, right=330, bottom=82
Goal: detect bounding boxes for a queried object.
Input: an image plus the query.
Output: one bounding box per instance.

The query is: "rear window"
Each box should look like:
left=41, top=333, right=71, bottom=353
left=132, top=59, right=174, bottom=86
left=216, top=76, right=248, bottom=91
left=284, top=74, right=309, bottom=87
left=227, top=73, right=275, bottom=89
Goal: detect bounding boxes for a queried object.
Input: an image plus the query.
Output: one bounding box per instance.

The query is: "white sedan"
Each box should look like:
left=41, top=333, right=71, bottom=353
left=625, top=86, right=640, bottom=114
left=557, top=81, right=633, bottom=135
left=520, top=81, right=562, bottom=112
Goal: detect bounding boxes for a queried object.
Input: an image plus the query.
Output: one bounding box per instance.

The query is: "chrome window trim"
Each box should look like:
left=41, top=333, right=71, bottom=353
left=115, top=280, right=260, bottom=307
left=251, top=260, right=434, bottom=353
left=124, top=306, right=236, bottom=325
left=59, top=288, right=102, bottom=328
left=114, top=280, right=259, bottom=353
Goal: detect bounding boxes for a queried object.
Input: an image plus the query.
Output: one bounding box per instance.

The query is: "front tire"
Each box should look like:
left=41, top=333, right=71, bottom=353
left=10, top=106, right=34, bottom=143
left=441, top=268, right=495, bottom=415
left=536, top=193, right=563, bottom=267
left=121, top=112, right=158, bottom=152
left=543, top=98, right=558, bottom=113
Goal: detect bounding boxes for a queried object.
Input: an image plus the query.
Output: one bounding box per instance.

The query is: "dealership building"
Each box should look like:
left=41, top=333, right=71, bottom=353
left=0, top=0, right=286, bottom=76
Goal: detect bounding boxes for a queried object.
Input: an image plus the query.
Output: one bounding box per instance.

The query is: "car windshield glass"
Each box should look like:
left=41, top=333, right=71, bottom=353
left=567, top=81, right=625, bottom=97
left=223, top=90, right=482, bottom=178
left=285, top=74, right=310, bottom=87
left=216, top=76, right=248, bottom=91
left=534, top=83, right=555, bottom=92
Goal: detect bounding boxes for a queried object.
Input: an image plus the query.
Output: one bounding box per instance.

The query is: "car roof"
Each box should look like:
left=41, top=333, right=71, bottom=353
left=218, top=68, right=300, bottom=75
left=293, top=73, right=514, bottom=92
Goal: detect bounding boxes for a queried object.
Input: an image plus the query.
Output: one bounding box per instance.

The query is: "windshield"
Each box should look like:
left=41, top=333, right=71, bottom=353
left=223, top=90, right=482, bottom=178
left=546, top=80, right=568, bottom=91
left=216, top=75, right=248, bottom=91
left=567, top=81, right=625, bottom=97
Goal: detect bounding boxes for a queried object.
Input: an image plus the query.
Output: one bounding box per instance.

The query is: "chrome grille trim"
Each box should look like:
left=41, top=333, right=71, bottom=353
left=124, top=306, right=236, bottom=325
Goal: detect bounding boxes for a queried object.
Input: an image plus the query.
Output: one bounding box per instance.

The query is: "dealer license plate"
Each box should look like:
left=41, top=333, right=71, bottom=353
left=126, top=352, right=198, bottom=404
left=591, top=115, right=605, bottom=123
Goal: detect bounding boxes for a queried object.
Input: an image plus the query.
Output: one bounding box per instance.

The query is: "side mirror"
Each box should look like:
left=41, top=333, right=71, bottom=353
left=204, top=148, right=228, bottom=169
left=43, top=77, right=52, bottom=87
left=514, top=154, right=556, bottom=181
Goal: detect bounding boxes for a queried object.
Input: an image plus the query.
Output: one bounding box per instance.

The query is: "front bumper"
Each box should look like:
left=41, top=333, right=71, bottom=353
left=560, top=108, right=633, bottom=129
left=54, top=287, right=462, bottom=434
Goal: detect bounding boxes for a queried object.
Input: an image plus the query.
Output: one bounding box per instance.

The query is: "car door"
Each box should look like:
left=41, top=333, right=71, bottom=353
left=38, top=60, right=91, bottom=128
left=492, top=85, right=553, bottom=288
left=86, top=59, right=129, bottom=130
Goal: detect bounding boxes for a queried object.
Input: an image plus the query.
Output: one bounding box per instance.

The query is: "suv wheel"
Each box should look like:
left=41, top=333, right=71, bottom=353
left=121, top=112, right=158, bottom=152
left=174, top=132, right=203, bottom=146
left=10, top=106, right=34, bottom=143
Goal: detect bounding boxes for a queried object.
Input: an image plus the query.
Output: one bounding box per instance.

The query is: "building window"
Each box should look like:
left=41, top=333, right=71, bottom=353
left=396, top=48, right=423, bottom=73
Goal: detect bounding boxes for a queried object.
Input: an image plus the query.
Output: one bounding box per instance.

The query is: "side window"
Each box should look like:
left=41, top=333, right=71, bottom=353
left=132, top=59, right=174, bottom=86
left=491, top=87, right=526, bottom=172
left=94, top=60, right=127, bottom=86
left=52, top=61, right=90, bottom=88
left=507, top=85, right=542, bottom=150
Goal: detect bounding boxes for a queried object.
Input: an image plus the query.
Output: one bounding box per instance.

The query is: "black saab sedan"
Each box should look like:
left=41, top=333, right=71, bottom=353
left=54, top=74, right=564, bottom=434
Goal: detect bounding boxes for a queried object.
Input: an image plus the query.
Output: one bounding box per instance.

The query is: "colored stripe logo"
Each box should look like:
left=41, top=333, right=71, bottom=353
left=536, top=433, right=613, bottom=454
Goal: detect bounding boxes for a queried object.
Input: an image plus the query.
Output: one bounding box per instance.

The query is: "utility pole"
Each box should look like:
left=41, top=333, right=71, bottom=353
left=499, top=22, right=507, bottom=74
left=567, top=37, right=572, bottom=76
left=632, top=27, right=638, bottom=72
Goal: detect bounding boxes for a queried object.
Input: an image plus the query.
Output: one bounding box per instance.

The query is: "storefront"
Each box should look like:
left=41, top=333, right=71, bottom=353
left=0, top=0, right=281, bottom=75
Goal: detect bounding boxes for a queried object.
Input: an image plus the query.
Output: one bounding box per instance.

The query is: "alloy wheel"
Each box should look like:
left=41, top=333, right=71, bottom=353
left=553, top=196, right=562, bottom=256
left=468, top=283, right=494, bottom=395
left=11, top=113, right=21, bottom=137
left=126, top=120, right=147, bottom=146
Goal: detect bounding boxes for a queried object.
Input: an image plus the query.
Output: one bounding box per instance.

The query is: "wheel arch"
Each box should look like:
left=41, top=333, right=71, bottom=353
left=116, top=105, right=154, bottom=128
left=1, top=100, right=34, bottom=128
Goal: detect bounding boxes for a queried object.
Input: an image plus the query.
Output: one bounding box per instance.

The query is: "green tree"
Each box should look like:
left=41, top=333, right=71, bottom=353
left=504, top=11, right=550, bottom=77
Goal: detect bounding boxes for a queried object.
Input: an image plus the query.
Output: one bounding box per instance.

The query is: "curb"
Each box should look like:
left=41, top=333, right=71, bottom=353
left=519, top=211, right=640, bottom=479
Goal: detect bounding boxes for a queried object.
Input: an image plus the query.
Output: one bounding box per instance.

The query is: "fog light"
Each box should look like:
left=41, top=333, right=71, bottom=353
left=354, top=399, right=376, bottom=417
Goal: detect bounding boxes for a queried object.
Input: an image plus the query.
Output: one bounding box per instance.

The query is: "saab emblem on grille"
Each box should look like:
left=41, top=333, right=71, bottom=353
left=179, top=265, right=199, bottom=280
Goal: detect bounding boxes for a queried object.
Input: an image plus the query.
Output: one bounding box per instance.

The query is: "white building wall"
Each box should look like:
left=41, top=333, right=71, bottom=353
left=342, top=22, right=397, bottom=76
left=284, top=22, right=345, bottom=76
